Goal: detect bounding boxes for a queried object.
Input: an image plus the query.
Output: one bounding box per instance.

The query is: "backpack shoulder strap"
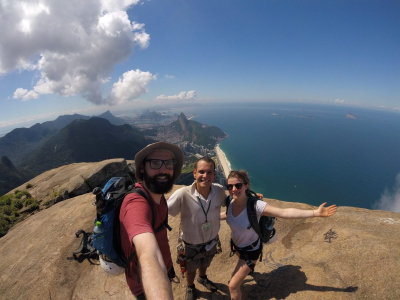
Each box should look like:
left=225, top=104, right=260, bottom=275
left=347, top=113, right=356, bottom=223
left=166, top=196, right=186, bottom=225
left=130, top=187, right=157, bottom=229
left=225, top=195, right=232, bottom=209
left=130, top=187, right=172, bottom=232
left=161, top=196, right=172, bottom=232
left=246, top=193, right=262, bottom=235
left=225, top=195, right=233, bottom=216
left=112, top=186, right=164, bottom=267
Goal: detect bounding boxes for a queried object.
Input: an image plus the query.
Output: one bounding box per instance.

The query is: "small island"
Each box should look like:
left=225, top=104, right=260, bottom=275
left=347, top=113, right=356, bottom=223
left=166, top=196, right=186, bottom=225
left=271, top=113, right=283, bottom=118
left=346, top=113, right=357, bottom=119
left=295, top=115, right=314, bottom=119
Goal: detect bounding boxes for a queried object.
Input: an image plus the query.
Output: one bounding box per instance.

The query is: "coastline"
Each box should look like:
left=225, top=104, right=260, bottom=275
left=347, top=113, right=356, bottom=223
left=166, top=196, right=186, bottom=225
left=215, top=144, right=231, bottom=179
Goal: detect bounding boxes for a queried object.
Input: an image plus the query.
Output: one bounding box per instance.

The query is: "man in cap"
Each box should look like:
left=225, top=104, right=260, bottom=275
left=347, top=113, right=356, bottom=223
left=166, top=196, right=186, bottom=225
left=120, top=142, right=184, bottom=300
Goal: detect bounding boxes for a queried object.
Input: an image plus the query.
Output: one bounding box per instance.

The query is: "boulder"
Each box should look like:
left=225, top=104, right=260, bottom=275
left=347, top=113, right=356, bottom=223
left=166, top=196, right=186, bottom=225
left=7, top=159, right=134, bottom=203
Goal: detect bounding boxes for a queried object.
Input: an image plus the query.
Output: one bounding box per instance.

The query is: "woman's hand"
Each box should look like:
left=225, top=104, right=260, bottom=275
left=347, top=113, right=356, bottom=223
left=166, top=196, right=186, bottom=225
left=316, top=202, right=337, bottom=217
left=256, top=193, right=263, bottom=199
left=220, top=211, right=227, bottom=220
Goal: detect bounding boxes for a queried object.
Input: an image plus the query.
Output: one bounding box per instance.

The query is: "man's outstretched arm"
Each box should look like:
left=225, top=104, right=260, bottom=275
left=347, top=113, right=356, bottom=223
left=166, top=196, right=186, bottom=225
left=132, top=232, right=173, bottom=300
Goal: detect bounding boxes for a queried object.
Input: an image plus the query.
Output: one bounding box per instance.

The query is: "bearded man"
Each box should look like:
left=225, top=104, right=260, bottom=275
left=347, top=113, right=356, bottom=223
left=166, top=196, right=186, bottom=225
left=120, top=142, right=184, bottom=300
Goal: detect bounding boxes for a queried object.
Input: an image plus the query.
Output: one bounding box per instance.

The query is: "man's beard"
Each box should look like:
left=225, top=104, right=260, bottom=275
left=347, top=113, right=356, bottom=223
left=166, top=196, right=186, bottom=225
left=143, top=172, right=174, bottom=194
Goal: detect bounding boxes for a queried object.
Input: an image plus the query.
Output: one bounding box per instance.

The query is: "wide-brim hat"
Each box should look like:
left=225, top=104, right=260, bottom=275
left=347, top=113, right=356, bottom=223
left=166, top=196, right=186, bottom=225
left=135, top=142, right=184, bottom=182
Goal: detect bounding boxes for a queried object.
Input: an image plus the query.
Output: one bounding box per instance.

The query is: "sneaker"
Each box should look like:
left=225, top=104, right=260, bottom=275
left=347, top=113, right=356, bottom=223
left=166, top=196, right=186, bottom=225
left=185, top=285, right=197, bottom=300
left=197, top=276, right=217, bottom=292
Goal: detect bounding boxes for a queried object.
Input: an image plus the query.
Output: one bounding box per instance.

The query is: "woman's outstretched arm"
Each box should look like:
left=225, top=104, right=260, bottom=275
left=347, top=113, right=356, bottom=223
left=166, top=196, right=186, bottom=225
left=262, top=202, right=337, bottom=219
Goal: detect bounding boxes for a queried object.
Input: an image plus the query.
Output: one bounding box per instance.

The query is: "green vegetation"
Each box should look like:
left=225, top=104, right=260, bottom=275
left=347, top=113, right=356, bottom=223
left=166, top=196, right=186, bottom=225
left=14, top=190, right=31, bottom=199
left=0, top=194, right=13, bottom=206
left=0, top=191, right=36, bottom=238
left=182, top=162, right=197, bottom=173
left=26, top=200, right=39, bottom=213
left=49, top=189, right=61, bottom=199
left=26, top=183, right=33, bottom=189
left=12, top=199, right=23, bottom=210
left=25, top=197, right=38, bottom=207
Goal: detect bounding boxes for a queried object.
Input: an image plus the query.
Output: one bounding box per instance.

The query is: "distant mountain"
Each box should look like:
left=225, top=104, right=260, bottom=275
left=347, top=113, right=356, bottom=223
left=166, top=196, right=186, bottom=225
left=42, top=113, right=91, bottom=130
left=97, top=110, right=127, bottom=125
left=0, top=114, right=91, bottom=165
left=18, top=118, right=151, bottom=176
left=0, top=124, right=57, bottom=166
left=0, top=112, right=128, bottom=166
left=0, top=156, right=30, bottom=196
left=156, top=112, right=227, bottom=148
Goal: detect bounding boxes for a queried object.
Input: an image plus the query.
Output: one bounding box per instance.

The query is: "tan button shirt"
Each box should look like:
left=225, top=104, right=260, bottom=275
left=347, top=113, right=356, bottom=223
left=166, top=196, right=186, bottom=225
left=168, top=182, right=226, bottom=245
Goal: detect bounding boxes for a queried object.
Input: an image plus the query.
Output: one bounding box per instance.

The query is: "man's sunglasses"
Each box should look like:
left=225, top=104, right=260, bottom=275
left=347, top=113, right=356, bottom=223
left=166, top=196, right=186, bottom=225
left=145, top=159, right=176, bottom=170
left=226, top=183, right=244, bottom=190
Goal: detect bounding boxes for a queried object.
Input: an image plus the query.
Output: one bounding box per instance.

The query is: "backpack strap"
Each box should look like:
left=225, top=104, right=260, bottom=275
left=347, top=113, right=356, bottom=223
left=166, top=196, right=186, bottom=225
left=225, top=195, right=232, bottom=213
left=131, top=187, right=172, bottom=233
left=245, top=190, right=262, bottom=235
left=72, top=230, right=97, bottom=259
left=111, top=186, right=172, bottom=267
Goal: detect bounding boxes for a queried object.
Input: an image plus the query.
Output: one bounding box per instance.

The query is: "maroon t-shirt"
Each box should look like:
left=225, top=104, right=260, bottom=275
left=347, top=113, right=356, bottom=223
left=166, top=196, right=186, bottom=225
left=119, top=183, right=172, bottom=296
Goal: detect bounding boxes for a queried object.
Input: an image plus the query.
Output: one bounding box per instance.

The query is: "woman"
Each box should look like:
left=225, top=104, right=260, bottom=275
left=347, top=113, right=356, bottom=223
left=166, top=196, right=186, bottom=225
left=221, top=170, right=337, bottom=300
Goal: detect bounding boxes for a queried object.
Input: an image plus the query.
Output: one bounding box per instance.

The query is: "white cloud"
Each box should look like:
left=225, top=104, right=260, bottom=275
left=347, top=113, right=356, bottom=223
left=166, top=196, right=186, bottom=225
left=165, top=75, right=175, bottom=79
left=1, top=0, right=150, bottom=105
left=334, top=99, right=345, bottom=104
left=108, top=69, right=156, bottom=105
left=156, top=90, right=198, bottom=101
left=13, top=88, right=38, bottom=101
left=373, top=173, right=400, bottom=213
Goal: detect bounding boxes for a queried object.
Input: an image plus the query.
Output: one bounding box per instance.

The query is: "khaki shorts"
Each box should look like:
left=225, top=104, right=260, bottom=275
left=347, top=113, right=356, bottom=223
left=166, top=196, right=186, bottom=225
left=184, top=243, right=217, bottom=274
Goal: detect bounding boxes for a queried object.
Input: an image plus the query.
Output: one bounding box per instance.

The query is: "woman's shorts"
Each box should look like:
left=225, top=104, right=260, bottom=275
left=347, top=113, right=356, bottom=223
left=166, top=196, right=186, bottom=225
left=237, top=245, right=262, bottom=262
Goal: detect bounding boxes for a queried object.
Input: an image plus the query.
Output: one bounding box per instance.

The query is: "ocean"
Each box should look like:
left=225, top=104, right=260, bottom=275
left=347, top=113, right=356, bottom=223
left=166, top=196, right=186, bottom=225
left=176, top=102, right=400, bottom=211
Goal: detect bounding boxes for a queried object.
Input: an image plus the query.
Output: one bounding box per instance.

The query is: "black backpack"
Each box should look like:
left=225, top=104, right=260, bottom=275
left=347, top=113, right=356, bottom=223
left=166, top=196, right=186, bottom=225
left=73, top=176, right=172, bottom=268
left=225, top=190, right=276, bottom=243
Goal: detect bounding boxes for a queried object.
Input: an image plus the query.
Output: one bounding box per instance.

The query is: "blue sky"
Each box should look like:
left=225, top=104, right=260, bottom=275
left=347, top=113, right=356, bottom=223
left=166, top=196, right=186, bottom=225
left=0, top=0, right=399, bottom=134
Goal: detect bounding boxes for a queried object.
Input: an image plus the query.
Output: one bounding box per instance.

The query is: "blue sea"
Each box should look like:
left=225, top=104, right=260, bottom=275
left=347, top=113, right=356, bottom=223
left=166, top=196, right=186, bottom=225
left=175, top=102, right=400, bottom=211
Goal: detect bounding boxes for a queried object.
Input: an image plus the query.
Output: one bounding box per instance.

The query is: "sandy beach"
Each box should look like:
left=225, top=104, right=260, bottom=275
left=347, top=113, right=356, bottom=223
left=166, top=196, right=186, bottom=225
left=215, top=144, right=231, bottom=178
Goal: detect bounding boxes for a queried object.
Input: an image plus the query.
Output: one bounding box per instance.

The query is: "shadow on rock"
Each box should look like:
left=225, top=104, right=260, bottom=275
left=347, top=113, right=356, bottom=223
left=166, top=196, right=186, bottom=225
left=196, top=282, right=231, bottom=300
left=243, top=265, right=358, bottom=300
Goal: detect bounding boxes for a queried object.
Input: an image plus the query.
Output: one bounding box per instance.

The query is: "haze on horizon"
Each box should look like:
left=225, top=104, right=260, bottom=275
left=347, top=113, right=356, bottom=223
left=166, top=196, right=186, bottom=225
left=0, top=0, right=399, bottom=131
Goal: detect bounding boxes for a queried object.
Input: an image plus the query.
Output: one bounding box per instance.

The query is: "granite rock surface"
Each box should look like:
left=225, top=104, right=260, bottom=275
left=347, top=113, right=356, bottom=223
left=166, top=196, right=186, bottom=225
left=1, top=160, right=399, bottom=300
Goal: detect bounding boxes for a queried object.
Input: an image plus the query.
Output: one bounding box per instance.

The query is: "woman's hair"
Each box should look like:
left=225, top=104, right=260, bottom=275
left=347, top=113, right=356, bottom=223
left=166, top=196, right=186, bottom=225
left=227, top=170, right=251, bottom=187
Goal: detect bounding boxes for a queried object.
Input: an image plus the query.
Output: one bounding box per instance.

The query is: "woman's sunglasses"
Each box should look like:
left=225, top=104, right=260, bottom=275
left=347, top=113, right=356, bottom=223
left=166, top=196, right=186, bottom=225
left=226, top=183, right=244, bottom=190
